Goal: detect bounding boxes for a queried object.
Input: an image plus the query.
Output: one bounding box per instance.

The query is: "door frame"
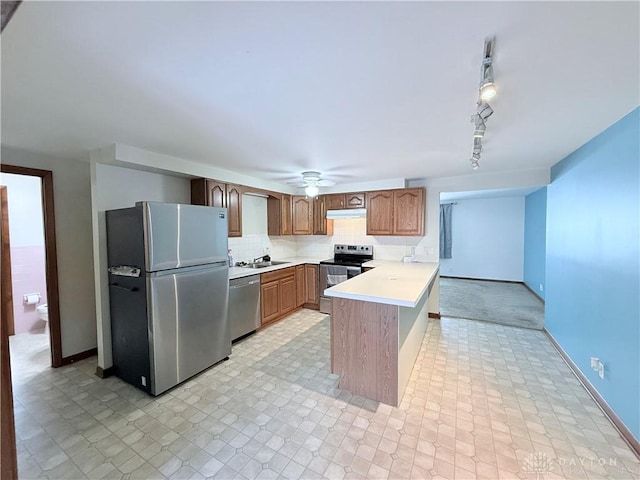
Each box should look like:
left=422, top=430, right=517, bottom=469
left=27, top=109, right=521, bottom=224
left=1, top=186, right=18, bottom=478
left=1, top=164, right=63, bottom=367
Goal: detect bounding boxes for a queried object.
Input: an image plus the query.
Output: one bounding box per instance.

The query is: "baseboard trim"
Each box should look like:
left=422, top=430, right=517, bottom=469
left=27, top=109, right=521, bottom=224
left=428, top=312, right=441, bottom=319
left=543, top=329, right=640, bottom=459
left=440, top=275, right=521, bottom=284
left=95, top=365, right=115, bottom=378
left=523, top=282, right=545, bottom=304
left=60, top=347, right=97, bottom=366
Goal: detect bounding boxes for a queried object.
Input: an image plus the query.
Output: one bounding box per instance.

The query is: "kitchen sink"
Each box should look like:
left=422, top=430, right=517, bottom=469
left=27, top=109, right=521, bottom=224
left=241, top=261, right=290, bottom=269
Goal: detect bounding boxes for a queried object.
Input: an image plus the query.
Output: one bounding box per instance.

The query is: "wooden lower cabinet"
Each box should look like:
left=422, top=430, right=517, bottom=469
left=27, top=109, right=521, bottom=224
left=260, top=281, right=281, bottom=326
left=280, top=276, right=297, bottom=315
left=304, top=264, right=319, bottom=308
left=296, top=265, right=305, bottom=307
left=260, top=267, right=297, bottom=326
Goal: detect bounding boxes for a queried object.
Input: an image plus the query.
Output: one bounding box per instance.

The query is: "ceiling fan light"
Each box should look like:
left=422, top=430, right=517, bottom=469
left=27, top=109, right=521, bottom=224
left=305, top=184, right=319, bottom=198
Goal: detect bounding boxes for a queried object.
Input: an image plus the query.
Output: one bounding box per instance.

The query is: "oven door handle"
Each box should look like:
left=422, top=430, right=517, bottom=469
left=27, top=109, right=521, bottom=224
left=346, top=266, right=362, bottom=278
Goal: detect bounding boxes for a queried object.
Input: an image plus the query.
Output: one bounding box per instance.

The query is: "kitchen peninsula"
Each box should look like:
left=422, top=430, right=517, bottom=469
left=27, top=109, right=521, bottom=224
left=325, top=260, right=440, bottom=406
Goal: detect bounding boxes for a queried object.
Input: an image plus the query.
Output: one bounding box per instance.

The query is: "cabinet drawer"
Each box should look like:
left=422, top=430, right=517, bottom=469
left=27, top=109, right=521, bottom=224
left=261, top=266, right=295, bottom=284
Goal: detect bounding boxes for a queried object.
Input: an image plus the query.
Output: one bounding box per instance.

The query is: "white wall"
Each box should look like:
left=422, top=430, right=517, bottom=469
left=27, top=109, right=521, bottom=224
left=296, top=218, right=423, bottom=261
left=91, top=162, right=191, bottom=369
left=439, top=196, right=525, bottom=281
left=0, top=173, right=44, bottom=247
left=1, top=146, right=97, bottom=357
left=408, top=167, right=550, bottom=264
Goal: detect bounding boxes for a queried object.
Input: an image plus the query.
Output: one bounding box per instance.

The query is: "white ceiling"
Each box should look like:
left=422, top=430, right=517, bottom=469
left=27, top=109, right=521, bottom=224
left=2, top=2, right=638, bottom=186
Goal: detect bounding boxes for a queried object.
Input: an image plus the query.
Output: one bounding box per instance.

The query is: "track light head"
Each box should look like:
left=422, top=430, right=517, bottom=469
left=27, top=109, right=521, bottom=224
left=473, top=118, right=486, bottom=138
left=471, top=158, right=480, bottom=170
left=473, top=137, right=483, bottom=155
left=477, top=101, right=493, bottom=121
left=480, top=65, right=496, bottom=100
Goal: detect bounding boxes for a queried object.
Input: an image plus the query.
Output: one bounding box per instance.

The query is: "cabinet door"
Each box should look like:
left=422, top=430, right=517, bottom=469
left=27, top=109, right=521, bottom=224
left=345, top=193, right=365, bottom=209
left=280, top=276, right=297, bottom=315
left=261, top=281, right=280, bottom=325
left=227, top=184, right=243, bottom=238
left=366, top=190, right=394, bottom=235
left=281, top=195, right=292, bottom=235
left=296, top=265, right=305, bottom=307
left=267, top=195, right=292, bottom=236
left=325, top=194, right=345, bottom=210
left=191, top=178, right=226, bottom=207
left=393, top=188, right=425, bottom=236
left=208, top=181, right=227, bottom=208
left=313, top=196, right=329, bottom=235
left=304, top=264, right=319, bottom=306
left=292, top=196, right=313, bottom=235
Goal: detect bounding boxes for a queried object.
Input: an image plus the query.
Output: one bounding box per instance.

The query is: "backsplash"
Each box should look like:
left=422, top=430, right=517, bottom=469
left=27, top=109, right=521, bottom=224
left=230, top=218, right=429, bottom=262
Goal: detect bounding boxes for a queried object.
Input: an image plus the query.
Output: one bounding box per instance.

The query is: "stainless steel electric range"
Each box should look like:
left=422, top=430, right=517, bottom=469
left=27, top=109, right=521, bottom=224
left=319, top=244, right=373, bottom=314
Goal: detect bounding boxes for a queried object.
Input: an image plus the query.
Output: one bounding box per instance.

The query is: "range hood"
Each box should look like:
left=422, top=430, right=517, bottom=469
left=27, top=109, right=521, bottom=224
left=326, top=208, right=366, bottom=219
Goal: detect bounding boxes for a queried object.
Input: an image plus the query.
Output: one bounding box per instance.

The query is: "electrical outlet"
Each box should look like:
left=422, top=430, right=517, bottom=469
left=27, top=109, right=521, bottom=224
left=426, top=247, right=434, bottom=255
left=141, top=376, right=147, bottom=387
left=598, top=362, right=605, bottom=379
left=539, top=283, right=544, bottom=292
left=590, top=357, right=599, bottom=369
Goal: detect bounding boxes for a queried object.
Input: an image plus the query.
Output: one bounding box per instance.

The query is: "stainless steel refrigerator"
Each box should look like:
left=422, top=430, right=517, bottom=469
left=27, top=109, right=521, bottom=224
left=106, top=202, right=230, bottom=395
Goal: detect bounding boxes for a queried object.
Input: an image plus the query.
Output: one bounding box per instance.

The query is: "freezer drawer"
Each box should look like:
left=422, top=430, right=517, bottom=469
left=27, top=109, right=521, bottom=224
left=148, top=262, right=230, bottom=394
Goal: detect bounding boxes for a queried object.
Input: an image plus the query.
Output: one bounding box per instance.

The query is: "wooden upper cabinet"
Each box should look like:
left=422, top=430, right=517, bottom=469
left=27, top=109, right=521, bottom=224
left=191, top=178, right=226, bottom=207
left=267, top=194, right=292, bottom=236
left=312, top=196, right=333, bottom=236
left=366, top=188, right=425, bottom=236
left=326, top=194, right=345, bottom=210
left=226, top=184, right=242, bottom=238
left=345, top=193, right=365, bottom=209
left=393, top=188, right=424, bottom=236
left=292, top=196, right=313, bottom=235
left=326, top=192, right=365, bottom=210
left=191, top=178, right=240, bottom=236
left=366, top=190, right=394, bottom=235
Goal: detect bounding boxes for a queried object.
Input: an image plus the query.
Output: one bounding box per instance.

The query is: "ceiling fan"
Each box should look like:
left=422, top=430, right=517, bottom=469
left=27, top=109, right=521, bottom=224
left=288, top=171, right=336, bottom=198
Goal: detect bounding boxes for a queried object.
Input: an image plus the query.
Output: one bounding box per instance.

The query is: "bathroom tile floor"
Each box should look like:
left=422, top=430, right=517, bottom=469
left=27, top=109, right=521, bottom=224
left=10, top=311, right=640, bottom=479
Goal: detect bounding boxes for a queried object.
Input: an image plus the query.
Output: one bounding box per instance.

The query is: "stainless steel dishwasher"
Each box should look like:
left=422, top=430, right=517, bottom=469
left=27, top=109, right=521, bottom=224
left=229, top=274, right=261, bottom=341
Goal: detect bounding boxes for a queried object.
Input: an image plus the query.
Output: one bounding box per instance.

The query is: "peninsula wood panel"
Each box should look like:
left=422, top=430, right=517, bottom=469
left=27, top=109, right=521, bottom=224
left=331, top=298, right=398, bottom=405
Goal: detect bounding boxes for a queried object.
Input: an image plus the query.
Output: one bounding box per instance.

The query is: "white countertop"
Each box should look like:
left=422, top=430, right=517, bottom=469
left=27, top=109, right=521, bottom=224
left=229, top=257, right=324, bottom=280
left=324, top=260, right=439, bottom=307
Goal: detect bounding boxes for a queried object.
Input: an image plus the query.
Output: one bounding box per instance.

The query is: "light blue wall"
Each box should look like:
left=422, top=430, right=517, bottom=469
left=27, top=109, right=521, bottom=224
left=546, top=108, right=639, bottom=440
left=523, top=187, right=547, bottom=299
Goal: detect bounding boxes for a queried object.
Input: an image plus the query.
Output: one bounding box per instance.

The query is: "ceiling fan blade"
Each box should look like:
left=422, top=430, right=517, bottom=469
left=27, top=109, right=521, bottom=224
left=317, top=180, right=336, bottom=186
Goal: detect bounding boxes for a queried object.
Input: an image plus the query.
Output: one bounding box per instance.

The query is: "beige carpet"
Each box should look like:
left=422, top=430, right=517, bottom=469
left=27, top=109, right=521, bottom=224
left=439, top=277, right=545, bottom=330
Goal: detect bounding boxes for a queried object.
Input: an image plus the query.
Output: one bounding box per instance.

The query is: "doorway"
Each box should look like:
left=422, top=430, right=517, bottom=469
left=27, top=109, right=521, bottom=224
left=0, top=165, right=62, bottom=367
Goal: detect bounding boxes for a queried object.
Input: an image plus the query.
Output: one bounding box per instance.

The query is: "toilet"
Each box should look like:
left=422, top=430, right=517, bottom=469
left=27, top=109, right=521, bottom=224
left=36, top=304, right=49, bottom=334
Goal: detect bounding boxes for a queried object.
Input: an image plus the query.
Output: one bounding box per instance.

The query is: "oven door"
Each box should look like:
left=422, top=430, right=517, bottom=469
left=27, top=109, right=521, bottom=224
left=319, top=264, right=362, bottom=315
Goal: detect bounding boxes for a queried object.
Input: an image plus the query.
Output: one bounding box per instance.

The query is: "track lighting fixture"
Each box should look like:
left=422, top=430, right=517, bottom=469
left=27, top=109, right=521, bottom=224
left=477, top=101, right=493, bottom=121
left=466, top=35, right=497, bottom=170
left=479, top=36, right=497, bottom=100
left=473, top=137, right=482, bottom=155
left=472, top=116, right=486, bottom=138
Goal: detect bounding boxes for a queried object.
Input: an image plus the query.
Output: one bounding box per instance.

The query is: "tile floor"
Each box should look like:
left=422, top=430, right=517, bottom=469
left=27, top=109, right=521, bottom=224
left=10, top=310, right=640, bottom=479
